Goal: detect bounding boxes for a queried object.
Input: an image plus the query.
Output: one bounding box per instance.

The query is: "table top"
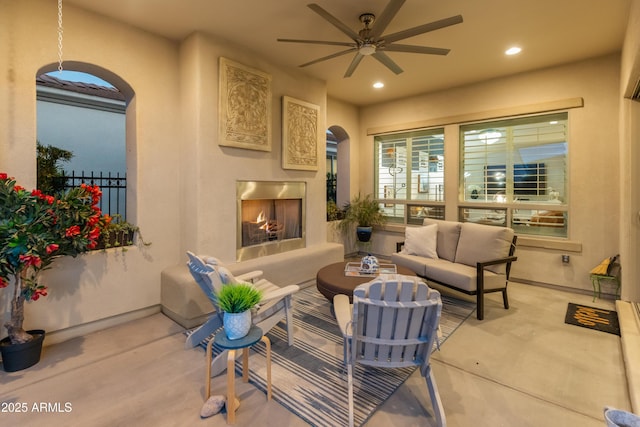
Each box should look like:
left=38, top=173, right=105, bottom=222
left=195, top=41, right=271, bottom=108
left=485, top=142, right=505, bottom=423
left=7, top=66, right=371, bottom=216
left=317, top=261, right=415, bottom=285
left=316, top=261, right=417, bottom=302
left=214, top=325, right=263, bottom=349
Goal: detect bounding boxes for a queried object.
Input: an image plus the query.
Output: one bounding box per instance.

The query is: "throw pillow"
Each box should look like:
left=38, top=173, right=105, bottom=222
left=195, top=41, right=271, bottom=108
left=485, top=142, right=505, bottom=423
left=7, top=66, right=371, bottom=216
left=404, top=224, right=439, bottom=259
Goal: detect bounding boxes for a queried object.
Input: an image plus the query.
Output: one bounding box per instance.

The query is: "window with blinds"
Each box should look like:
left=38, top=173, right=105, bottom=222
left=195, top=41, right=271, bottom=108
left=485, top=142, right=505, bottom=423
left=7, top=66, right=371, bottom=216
left=460, top=112, right=568, bottom=237
left=375, top=129, right=444, bottom=223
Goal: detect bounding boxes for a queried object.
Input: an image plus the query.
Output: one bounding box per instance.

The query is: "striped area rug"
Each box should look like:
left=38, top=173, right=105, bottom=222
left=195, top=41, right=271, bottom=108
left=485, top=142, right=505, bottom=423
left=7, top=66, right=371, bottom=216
left=190, top=286, right=475, bottom=427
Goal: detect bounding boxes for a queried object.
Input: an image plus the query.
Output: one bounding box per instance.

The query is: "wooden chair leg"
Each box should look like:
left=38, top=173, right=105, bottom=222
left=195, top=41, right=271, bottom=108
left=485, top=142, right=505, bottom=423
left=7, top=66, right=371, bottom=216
left=502, top=288, right=509, bottom=309
left=209, top=349, right=234, bottom=377
left=285, top=299, right=295, bottom=346
left=347, top=362, right=354, bottom=427
left=227, top=349, right=238, bottom=424
left=261, top=336, right=272, bottom=401
left=424, top=365, right=447, bottom=427
left=205, top=337, right=215, bottom=399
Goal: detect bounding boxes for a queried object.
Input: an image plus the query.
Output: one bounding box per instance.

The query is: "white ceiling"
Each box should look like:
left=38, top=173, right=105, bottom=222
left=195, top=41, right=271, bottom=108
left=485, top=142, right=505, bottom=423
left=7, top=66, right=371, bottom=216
left=65, top=0, right=631, bottom=107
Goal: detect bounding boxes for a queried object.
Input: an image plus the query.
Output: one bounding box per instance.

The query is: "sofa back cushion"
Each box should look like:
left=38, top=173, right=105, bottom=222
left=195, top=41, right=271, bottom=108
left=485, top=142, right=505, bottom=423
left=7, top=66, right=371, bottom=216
left=454, top=223, right=514, bottom=274
left=403, top=223, right=439, bottom=259
left=422, top=218, right=462, bottom=262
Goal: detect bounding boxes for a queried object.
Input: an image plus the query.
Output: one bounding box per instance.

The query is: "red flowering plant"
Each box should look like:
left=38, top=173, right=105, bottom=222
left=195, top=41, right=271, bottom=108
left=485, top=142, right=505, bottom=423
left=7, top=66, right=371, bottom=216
left=0, top=173, right=109, bottom=344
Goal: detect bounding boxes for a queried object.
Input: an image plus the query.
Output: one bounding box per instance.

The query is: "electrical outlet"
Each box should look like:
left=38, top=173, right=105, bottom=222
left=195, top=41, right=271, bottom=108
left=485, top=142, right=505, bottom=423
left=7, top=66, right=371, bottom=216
left=562, top=254, right=570, bottom=263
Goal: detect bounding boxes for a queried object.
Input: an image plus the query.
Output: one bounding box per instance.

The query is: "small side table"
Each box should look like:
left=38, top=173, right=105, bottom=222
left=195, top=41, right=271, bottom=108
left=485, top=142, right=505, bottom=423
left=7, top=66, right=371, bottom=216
left=206, top=325, right=271, bottom=425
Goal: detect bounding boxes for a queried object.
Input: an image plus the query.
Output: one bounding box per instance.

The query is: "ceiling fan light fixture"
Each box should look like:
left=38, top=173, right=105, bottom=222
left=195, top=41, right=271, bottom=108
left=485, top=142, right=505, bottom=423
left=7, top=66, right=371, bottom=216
left=359, top=43, right=376, bottom=56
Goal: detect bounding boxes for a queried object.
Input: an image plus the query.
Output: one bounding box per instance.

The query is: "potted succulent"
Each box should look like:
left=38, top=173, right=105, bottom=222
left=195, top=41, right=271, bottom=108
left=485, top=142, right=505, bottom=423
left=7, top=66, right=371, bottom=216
left=0, top=173, right=108, bottom=371
left=99, top=214, right=150, bottom=250
left=339, top=193, right=387, bottom=242
left=216, top=283, right=262, bottom=340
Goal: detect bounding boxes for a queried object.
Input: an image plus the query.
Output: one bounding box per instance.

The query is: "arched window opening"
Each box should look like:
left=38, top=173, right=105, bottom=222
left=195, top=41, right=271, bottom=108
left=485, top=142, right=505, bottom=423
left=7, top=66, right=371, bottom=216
left=326, top=125, right=350, bottom=221
left=326, top=129, right=338, bottom=205
left=36, top=69, right=127, bottom=220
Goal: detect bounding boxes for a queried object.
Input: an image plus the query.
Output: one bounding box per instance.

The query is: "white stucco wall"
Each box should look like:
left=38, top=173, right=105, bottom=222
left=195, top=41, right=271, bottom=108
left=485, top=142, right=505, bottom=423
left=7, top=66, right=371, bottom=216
left=359, top=54, right=623, bottom=294
left=0, top=1, right=330, bottom=341
left=0, top=1, right=182, bottom=339
left=618, top=0, right=640, bottom=302
left=177, top=32, right=328, bottom=263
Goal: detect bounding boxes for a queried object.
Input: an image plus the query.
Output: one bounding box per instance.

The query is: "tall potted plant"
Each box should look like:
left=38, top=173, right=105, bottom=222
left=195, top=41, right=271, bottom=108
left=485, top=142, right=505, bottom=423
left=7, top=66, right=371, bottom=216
left=0, top=173, right=108, bottom=371
left=339, top=193, right=387, bottom=242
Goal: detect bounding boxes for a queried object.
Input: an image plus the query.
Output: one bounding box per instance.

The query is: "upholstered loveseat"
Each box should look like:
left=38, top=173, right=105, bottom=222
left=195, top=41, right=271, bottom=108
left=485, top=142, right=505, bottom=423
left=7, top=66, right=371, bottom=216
left=391, top=218, right=517, bottom=320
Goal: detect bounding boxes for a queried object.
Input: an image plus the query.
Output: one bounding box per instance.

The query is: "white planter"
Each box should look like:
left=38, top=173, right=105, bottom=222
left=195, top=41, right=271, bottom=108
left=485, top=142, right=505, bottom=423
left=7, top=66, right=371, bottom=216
left=223, top=310, right=252, bottom=340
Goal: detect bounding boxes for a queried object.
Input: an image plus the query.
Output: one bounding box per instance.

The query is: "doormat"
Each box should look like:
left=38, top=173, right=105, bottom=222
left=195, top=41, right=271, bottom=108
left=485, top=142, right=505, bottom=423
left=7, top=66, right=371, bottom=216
left=564, top=303, right=620, bottom=336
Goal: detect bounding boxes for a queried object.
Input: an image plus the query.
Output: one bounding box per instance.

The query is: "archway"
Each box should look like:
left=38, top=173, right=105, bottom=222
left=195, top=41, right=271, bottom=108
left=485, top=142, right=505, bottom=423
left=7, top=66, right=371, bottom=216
left=36, top=62, right=136, bottom=220
left=327, top=125, right=350, bottom=209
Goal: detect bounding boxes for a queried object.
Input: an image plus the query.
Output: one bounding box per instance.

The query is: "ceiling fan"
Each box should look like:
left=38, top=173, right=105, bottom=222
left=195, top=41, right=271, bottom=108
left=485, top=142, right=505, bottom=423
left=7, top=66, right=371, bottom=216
left=277, top=0, right=463, bottom=78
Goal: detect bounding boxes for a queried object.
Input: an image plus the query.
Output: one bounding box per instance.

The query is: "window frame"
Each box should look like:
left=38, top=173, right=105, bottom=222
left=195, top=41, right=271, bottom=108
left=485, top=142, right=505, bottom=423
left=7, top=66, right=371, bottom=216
left=459, top=112, right=569, bottom=238
left=374, top=128, right=446, bottom=225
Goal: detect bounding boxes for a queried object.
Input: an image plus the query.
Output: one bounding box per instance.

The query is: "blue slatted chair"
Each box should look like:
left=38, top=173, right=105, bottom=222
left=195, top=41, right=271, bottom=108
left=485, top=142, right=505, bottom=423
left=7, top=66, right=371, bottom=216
left=185, top=251, right=299, bottom=376
left=334, top=275, right=446, bottom=427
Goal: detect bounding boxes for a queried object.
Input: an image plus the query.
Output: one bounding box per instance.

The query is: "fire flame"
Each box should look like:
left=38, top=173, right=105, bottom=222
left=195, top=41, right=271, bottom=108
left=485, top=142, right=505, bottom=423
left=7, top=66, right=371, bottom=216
left=256, top=211, right=271, bottom=232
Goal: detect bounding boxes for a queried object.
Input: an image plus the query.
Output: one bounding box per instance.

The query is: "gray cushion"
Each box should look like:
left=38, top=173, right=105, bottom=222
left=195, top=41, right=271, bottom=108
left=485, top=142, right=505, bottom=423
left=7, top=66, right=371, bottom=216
left=422, top=218, right=462, bottom=262
left=391, top=253, right=429, bottom=276
left=454, top=223, right=514, bottom=274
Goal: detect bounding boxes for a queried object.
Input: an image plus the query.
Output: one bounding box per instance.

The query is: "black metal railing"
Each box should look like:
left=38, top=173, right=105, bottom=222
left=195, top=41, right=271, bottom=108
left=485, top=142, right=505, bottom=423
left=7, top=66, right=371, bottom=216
left=326, top=173, right=337, bottom=204
left=62, top=171, right=127, bottom=220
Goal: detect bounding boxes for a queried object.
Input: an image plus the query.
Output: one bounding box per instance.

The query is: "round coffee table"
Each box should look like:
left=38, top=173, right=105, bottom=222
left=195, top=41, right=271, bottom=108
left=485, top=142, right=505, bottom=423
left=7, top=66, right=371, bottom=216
left=316, top=261, right=416, bottom=303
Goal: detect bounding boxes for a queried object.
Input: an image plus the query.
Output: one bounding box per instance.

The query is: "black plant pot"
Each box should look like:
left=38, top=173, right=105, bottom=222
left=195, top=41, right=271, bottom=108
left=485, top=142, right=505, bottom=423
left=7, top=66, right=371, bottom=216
left=0, top=329, right=45, bottom=372
left=356, top=226, right=373, bottom=242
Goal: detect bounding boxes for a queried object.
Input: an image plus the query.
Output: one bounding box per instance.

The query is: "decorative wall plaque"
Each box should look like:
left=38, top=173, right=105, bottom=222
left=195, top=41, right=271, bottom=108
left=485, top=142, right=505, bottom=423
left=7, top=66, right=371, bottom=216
left=282, top=96, right=319, bottom=171
left=219, top=57, right=272, bottom=151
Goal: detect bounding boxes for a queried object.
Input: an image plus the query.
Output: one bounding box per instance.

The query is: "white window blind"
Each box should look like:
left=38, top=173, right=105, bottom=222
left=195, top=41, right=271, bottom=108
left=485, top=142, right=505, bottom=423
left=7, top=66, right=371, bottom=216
left=460, top=112, right=568, bottom=237
left=375, top=129, right=444, bottom=223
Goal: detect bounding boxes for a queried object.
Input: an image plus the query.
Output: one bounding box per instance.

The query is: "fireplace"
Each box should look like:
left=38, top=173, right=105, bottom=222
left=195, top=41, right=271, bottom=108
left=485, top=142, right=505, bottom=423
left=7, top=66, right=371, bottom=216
left=236, top=181, right=306, bottom=261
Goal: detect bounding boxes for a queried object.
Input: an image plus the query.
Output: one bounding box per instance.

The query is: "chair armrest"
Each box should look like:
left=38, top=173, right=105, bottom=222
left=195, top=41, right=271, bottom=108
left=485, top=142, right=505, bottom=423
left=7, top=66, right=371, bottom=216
left=396, top=241, right=405, bottom=252
left=477, top=256, right=518, bottom=270
left=476, top=256, right=518, bottom=283
left=260, top=285, right=300, bottom=303
left=236, top=270, right=264, bottom=283
left=333, top=294, right=352, bottom=336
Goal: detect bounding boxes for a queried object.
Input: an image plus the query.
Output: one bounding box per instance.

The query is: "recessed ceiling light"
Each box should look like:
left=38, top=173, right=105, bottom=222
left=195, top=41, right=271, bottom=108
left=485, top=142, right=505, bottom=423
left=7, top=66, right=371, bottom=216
left=505, top=46, right=522, bottom=56
left=373, top=81, right=384, bottom=89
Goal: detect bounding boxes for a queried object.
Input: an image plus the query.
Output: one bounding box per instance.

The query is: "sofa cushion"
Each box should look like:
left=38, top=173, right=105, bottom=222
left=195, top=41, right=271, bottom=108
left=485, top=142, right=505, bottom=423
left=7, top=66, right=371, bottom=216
left=390, top=252, right=429, bottom=276
left=422, top=218, right=462, bottom=262
left=424, top=261, right=506, bottom=292
left=403, top=223, right=439, bottom=259
left=454, top=223, right=514, bottom=274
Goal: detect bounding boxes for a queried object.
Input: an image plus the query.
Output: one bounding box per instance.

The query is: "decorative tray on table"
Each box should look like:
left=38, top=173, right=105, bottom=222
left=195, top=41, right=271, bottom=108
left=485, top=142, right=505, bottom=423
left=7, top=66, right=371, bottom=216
left=344, top=262, right=397, bottom=277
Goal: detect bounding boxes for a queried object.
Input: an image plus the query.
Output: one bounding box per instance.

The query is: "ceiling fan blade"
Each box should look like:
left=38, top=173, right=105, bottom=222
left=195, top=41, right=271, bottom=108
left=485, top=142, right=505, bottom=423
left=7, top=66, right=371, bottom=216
left=369, top=0, right=406, bottom=40
left=277, top=38, right=356, bottom=47
left=384, top=44, right=450, bottom=55
left=299, top=48, right=357, bottom=68
left=344, top=53, right=364, bottom=78
left=372, top=51, right=403, bottom=75
left=383, top=15, right=463, bottom=44
left=307, top=3, right=360, bottom=41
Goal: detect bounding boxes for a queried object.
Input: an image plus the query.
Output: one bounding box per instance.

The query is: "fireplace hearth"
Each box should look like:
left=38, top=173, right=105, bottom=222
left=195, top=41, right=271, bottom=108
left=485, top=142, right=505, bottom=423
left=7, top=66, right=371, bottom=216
left=236, top=181, right=306, bottom=261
